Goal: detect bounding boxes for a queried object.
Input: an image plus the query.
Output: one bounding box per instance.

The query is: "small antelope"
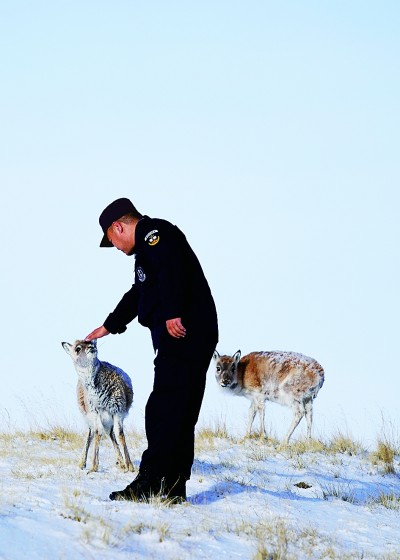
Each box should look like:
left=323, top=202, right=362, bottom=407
left=213, top=350, right=325, bottom=443
left=62, top=339, right=134, bottom=472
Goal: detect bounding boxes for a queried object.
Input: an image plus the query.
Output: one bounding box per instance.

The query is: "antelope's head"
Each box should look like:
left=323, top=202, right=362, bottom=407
left=213, top=350, right=241, bottom=390
left=61, top=339, right=98, bottom=369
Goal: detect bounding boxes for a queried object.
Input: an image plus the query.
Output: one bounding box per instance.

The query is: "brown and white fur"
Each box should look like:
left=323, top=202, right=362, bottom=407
left=213, top=350, right=325, bottom=443
left=62, top=339, right=134, bottom=472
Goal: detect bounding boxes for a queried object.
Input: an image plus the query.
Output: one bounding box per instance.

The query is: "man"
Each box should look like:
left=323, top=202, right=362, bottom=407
left=85, top=197, right=218, bottom=503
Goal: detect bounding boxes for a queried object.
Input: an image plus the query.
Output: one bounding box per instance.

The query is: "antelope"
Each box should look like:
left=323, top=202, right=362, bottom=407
left=213, top=349, right=325, bottom=443
left=62, top=339, right=134, bottom=472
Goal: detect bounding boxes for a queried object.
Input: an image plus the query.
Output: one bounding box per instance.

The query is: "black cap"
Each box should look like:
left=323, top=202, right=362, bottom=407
left=99, top=197, right=136, bottom=247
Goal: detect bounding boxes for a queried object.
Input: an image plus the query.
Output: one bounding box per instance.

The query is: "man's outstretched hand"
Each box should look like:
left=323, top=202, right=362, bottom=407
left=85, top=326, right=110, bottom=342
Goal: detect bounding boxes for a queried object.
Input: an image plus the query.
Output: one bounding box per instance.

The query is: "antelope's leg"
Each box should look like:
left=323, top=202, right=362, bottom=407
left=304, top=399, right=313, bottom=439
left=284, top=402, right=304, bottom=444
left=79, top=428, right=92, bottom=469
left=114, top=417, right=134, bottom=472
left=88, top=429, right=101, bottom=472
left=107, top=425, right=124, bottom=467
left=246, top=401, right=257, bottom=436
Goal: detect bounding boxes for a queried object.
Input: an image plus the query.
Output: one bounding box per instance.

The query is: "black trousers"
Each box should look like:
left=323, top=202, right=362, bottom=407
left=140, top=326, right=217, bottom=482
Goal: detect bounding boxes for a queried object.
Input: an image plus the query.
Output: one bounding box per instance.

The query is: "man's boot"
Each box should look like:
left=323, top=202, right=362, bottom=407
left=109, top=471, right=162, bottom=501
left=163, top=476, right=187, bottom=504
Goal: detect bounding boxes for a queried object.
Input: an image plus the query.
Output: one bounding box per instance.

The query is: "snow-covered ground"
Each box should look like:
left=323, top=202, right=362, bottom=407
left=0, top=428, right=399, bottom=559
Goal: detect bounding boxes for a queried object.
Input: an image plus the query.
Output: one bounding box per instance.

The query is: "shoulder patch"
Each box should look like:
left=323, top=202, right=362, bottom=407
left=145, top=229, right=160, bottom=246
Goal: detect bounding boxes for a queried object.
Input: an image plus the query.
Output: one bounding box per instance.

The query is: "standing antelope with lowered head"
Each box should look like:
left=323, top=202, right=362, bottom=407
left=62, top=339, right=134, bottom=472
left=213, top=350, right=325, bottom=443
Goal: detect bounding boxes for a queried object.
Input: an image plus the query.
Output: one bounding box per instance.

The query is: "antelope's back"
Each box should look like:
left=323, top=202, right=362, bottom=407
left=241, top=351, right=324, bottom=396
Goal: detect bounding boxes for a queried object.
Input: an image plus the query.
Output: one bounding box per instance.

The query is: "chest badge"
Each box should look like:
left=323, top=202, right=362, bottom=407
left=137, top=267, right=146, bottom=282
left=145, top=229, right=160, bottom=246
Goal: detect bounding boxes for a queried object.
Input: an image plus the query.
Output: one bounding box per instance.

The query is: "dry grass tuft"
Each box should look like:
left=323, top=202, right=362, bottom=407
left=253, top=521, right=289, bottom=559
left=321, top=482, right=357, bottom=504
left=277, top=438, right=327, bottom=455
left=197, top=417, right=230, bottom=440
left=368, top=491, right=400, bottom=510
left=61, top=495, right=90, bottom=523
left=247, top=443, right=273, bottom=462
left=371, top=440, right=396, bottom=475
left=327, top=432, right=362, bottom=456
left=125, top=428, right=145, bottom=447
left=195, top=418, right=237, bottom=453
left=28, top=426, right=83, bottom=446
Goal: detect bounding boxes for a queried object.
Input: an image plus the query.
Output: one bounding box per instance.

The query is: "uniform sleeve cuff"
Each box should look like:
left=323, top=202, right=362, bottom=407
left=103, top=313, right=127, bottom=335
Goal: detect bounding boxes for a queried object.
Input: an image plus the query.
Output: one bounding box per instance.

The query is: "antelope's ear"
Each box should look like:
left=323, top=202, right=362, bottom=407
left=233, top=350, right=241, bottom=363
left=213, top=350, right=220, bottom=361
left=61, top=342, right=72, bottom=355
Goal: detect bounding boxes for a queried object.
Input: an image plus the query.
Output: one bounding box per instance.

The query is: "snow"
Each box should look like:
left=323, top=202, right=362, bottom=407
left=0, top=430, right=399, bottom=559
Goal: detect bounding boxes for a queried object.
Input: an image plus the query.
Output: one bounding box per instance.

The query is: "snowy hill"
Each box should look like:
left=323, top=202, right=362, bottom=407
left=0, top=427, right=399, bottom=559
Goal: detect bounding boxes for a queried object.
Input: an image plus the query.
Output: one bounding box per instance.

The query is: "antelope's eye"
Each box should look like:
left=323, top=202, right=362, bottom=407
left=231, top=365, right=235, bottom=373
left=216, top=366, right=221, bottom=372
left=75, top=346, right=81, bottom=354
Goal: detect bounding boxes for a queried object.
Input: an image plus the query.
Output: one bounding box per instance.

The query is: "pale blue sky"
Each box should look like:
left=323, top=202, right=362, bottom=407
left=1, top=1, right=399, bottom=445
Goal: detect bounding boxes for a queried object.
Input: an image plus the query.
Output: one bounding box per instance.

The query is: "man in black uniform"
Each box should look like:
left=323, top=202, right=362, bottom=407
left=85, top=198, right=218, bottom=503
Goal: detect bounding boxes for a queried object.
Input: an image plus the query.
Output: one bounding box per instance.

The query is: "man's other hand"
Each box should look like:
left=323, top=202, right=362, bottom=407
left=166, top=318, right=186, bottom=338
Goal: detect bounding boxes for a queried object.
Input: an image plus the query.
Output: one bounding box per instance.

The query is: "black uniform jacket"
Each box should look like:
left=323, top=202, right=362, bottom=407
left=103, top=216, right=218, bottom=348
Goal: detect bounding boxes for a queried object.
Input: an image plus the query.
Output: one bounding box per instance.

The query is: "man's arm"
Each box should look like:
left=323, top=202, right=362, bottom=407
left=85, top=284, right=139, bottom=341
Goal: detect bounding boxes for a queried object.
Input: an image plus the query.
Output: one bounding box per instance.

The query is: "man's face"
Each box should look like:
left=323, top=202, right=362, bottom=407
left=107, top=222, right=135, bottom=255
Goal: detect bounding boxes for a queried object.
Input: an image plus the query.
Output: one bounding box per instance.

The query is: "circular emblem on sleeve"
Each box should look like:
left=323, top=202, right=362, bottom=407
left=145, top=229, right=160, bottom=246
